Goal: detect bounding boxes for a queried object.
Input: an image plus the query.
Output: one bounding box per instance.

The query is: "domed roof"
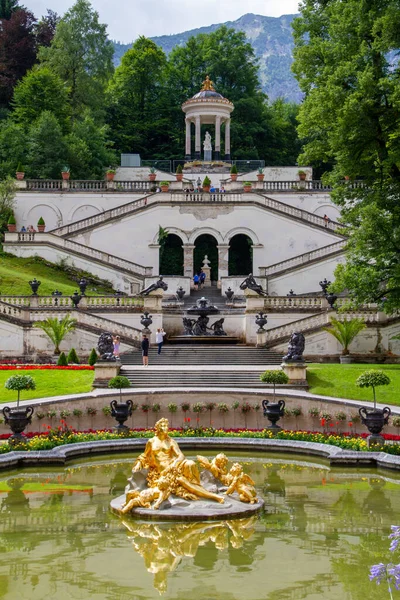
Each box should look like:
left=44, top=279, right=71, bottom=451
left=192, top=89, right=224, bottom=100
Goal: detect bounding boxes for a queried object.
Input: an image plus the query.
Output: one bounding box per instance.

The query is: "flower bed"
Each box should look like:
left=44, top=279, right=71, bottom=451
left=0, top=365, right=94, bottom=370
left=2, top=426, right=400, bottom=455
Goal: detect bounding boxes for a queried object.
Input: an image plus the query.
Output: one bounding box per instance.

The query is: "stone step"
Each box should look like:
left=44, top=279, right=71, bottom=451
left=120, top=347, right=282, bottom=365
left=120, top=369, right=268, bottom=387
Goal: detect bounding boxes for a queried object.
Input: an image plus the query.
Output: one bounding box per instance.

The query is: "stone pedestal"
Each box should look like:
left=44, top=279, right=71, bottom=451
left=94, top=360, right=120, bottom=387
left=281, top=361, right=307, bottom=386
left=217, top=244, right=230, bottom=289
left=256, top=330, right=267, bottom=347
left=244, top=289, right=265, bottom=311
left=143, top=290, right=164, bottom=312
left=183, top=244, right=195, bottom=279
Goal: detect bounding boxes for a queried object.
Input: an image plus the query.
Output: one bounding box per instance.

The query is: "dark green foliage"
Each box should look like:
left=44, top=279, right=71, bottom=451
left=26, top=111, right=67, bottom=178
left=67, top=348, right=80, bottom=364
left=159, top=234, right=183, bottom=276
left=88, top=348, right=98, bottom=366
left=202, top=176, right=211, bottom=186
left=356, top=370, right=391, bottom=408
left=230, top=164, right=238, bottom=174
left=37, top=216, right=45, bottom=225
left=0, top=0, right=19, bottom=19
left=293, top=0, right=400, bottom=312
left=7, top=213, right=15, bottom=224
left=57, top=352, right=68, bottom=366
left=260, top=370, right=289, bottom=384
left=176, top=164, right=182, bottom=174
left=16, top=162, right=23, bottom=172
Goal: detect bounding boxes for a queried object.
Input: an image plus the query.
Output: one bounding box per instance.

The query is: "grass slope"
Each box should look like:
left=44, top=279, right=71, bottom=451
left=0, top=370, right=94, bottom=403
left=0, top=253, right=113, bottom=296
left=307, top=364, right=400, bottom=406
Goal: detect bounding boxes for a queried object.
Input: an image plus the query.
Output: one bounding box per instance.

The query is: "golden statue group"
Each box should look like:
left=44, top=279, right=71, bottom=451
left=117, top=418, right=258, bottom=515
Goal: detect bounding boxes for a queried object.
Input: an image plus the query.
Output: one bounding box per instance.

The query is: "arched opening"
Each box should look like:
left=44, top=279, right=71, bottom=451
left=159, top=234, right=183, bottom=276
left=228, top=234, right=253, bottom=276
left=194, top=234, right=218, bottom=281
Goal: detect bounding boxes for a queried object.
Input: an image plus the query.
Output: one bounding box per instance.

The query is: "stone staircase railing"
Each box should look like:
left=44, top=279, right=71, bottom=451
left=0, top=295, right=145, bottom=309
left=265, top=311, right=381, bottom=346
left=24, top=179, right=152, bottom=192
left=261, top=240, right=347, bottom=278
left=263, top=296, right=326, bottom=311
left=8, top=233, right=152, bottom=278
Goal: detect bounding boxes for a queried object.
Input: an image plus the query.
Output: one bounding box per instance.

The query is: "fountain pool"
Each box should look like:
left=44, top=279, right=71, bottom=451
left=0, top=451, right=399, bottom=599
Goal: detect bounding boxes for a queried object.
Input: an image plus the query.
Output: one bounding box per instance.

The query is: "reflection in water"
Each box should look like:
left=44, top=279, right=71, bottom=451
left=1, top=478, right=30, bottom=513
left=121, top=517, right=257, bottom=594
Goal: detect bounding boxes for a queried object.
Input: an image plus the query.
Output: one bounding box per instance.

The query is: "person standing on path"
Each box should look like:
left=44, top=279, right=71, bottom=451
left=113, top=335, right=120, bottom=359
left=156, top=328, right=166, bottom=355
left=199, top=270, right=206, bottom=289
left=193, top=273, right=199, bottom=290
left=141, top=334, right=150, bottom=366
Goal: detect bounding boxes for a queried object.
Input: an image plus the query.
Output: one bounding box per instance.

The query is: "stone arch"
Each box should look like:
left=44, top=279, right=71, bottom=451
left=151, top=227, right=189, bottom=245
left=69, top=204, right=102, bottom=224
left=228, top=234, right=253, bottom=276
left=224, top=227, right=260, bottom=246
left=26, top=204, right=62, bottom=231
left=313, top=204, right=340, bottom=221
left=159, top=233, right=184, bottom=276
left=193, top=233, right=219, bottom=280
left=189, top=227, right=224, bottom=245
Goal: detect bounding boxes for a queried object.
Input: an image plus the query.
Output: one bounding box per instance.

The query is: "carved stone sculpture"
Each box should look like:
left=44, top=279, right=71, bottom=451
left=209, top=318, right=226, bottom=336
left=282, top=332, right=305, bottom=362
left=239, top=274, right=268, bottom=297
left=183, top=317, right=195, bottom=335
left=97, top=332, right=116, bottom=361
left=140, top=277, right=168, bottom=296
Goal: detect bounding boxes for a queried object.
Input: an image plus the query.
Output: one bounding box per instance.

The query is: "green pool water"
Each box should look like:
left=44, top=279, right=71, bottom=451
left=0, top=451, right=399, bottom=600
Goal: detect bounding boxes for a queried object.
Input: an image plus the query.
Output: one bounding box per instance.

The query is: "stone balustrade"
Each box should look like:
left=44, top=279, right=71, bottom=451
left=0, top=295, right=144, bottom=310
left=261, top=240, right=346, bottom=277
left=263, top=296, right=325, bottom=311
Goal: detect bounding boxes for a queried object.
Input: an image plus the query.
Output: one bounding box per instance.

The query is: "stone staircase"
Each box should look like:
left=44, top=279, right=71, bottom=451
left=119, top=345, right=282, bottom=388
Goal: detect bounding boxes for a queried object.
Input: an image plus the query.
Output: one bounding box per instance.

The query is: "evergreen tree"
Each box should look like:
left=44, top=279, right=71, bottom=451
left=26, top=111, right=67, bottom=178
left=67, top=347, right=80, bottom=364
left=88, top=348, right=98, bottom=366
left=0, top=120, right=26, bottom=177
left=57, top=351, right=68, bottom=366
left=0, top=0, right=19, bottom=20
left=39, top=0, right=114, bottom=120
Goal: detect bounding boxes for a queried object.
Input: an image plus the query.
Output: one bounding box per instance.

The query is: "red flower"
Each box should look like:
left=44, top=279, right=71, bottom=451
left=320, top=418, right=326, bottom=427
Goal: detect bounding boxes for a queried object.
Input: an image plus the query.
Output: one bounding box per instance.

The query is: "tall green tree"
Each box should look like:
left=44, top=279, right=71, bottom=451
left=12, top=67, right=70, bottom=131
left=26, top=111, right=67, bottom=178
left=0, top=120, right=26, bottom=176
left=0, top=0, right=19, bottom=19
left=39, top=0, right=114, bottom=119
left=292, top=0, right=400, bottom=312
left=106, top=36, right=167, bottom=155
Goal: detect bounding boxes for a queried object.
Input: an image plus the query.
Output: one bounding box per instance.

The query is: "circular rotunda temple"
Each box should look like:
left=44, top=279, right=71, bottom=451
left=182, top=76, right=234, bottom=162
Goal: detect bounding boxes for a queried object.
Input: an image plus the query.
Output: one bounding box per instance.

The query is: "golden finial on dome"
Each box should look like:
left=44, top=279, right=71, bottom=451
left=201, top=75, right=215, bottom=91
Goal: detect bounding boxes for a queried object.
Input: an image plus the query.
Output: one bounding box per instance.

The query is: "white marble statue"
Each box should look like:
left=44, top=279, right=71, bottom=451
left=203, top=131, right=212, bottom=151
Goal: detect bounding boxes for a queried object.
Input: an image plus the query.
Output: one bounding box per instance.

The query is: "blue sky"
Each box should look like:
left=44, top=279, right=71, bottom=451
left=25, top=0, right=300, bottom=43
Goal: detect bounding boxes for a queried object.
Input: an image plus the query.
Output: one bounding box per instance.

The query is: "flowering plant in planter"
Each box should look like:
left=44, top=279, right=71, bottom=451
left=159, top=181, right=170, bottom=192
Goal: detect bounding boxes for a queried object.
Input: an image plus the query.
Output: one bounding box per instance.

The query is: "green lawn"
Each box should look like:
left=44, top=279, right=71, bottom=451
left=0, top=253, right=114, bottom=296
left=0, top=370, right=95, bottom=403
left=307, top=363, right=400, bottom=406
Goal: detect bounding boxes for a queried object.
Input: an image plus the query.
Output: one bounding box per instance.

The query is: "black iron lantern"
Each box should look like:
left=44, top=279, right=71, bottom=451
left=262, top=399, right=285, bottom=431
left=28, top=278, right=41, bottom=295
left=78, top=277, right=88, bottom=296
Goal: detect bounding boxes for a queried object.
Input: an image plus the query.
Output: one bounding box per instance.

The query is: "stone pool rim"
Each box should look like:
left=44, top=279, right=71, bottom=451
left=2, top=437, right=400, bottom=472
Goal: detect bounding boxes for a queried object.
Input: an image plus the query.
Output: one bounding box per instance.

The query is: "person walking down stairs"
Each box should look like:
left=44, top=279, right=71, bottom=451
left=156, top=328, right=166, bottom=355
left=141, top=335, right=150, bottom=366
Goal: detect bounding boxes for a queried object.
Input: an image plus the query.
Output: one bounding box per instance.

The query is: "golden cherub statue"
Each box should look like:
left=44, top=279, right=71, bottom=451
left=224, top=462, right=258, bottom=504
left=128, top=418, right=224, bottom=507
left=120, top=474, right=172, bottom=513
left=201, top=75, right=215, bottom=91
left=197, top=453, right=229, bottom=484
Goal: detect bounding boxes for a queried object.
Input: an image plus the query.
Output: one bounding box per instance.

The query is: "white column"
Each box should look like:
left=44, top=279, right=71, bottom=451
left=215, top=116, right=221, bottom=159
left=195, top=116, right=201, bottom=159
left=185, top=119, right=191, bottom=159
left=224, top=119, right=231, bottom=159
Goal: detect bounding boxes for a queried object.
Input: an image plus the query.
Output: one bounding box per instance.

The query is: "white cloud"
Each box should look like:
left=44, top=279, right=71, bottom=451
left=25, top=0, right=300, bottom=43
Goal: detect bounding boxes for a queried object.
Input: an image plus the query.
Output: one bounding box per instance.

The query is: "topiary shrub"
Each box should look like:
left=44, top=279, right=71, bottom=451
left=260, top=370, right=289, bottom=400
left=108, top=375, right=131, bottom=402
left=176, top=164, right=183, bottom=174
left=203, top=176, right=211, bottom=187
left=37, top=216, right=45, bottom=226
left=5, top=374, right=36, bottom=407
left=7, top=213, right=16, bottom=225
left=356, top=370, right=391, bottom=409
left=88, top=348, right=98, bottom=366
left=67, top=348, right=80, bottom=364
left=57, top=352, right=68, bottom=366
left=230, top=164, right=238, bottom=174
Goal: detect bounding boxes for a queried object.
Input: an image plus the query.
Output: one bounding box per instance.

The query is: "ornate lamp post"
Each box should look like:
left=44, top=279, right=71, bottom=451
left=319, top=278, right=331, bottom=296
left=28, top=278, right=41, bottom=295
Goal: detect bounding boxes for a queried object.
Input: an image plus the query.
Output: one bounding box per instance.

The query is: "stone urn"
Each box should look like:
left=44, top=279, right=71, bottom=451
left=262, top=399, right=285, bottom=431
left=70, top=291, right=82, bottom=307
left=110, top=399, right=133, bottom=431
left=140, top=311, right=153, bottom=329
left=29, top=278, right=41, bottom=295
left=359, top=406, right=391, bottom=446
left=225, top=287, right=234, bottom=302
left=2, top=406, right=34, bottom=442
left=255, top=312, right=268, bottom=333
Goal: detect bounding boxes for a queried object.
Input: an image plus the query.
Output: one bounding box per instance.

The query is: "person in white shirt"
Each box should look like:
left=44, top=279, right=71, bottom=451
left=156, top=328, right=166, bottom=355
